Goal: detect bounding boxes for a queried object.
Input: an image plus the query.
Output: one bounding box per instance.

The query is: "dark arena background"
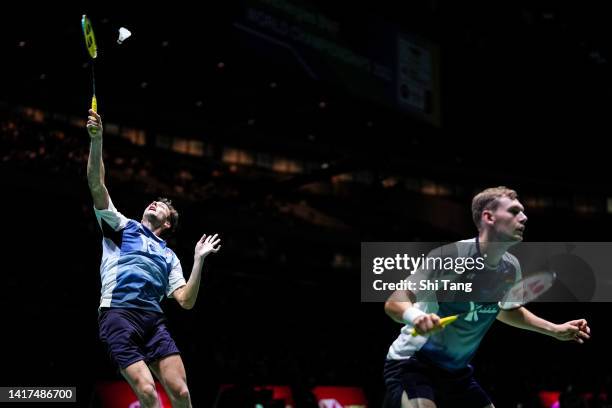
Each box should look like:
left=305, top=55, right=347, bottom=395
left=2, top=2, right=612, bottom=407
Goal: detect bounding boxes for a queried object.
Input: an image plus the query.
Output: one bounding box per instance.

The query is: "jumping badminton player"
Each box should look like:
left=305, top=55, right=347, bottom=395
left=86, top=110, right=221, bottom=408
left=383, top=186, right=591, bottom=408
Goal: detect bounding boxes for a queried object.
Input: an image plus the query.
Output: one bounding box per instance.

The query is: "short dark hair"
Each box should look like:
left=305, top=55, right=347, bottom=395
left=158, top=197, right=179, bottom=235
left=471, top=186, right=518, bottom=229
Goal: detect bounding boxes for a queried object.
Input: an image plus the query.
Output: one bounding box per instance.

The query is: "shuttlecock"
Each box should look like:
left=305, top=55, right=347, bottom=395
left=117, top=27, right=131, bottom=44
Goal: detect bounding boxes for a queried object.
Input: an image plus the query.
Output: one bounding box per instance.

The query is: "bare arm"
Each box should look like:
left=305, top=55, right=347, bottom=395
left=384, top=289, right=414, bottom=323
left=86, top=109, right=110, bottom=210
left=384, top=290, right=441, bottom=335
left=497, top=307, right=591, bottom=343
left=173, top=234, right=221, bottom=310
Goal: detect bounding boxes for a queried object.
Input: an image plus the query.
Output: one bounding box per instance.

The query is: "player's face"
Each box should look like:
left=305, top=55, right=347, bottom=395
left=143, top=201, right=171, bottom=227
left=489, top=197, right=527, bottom=242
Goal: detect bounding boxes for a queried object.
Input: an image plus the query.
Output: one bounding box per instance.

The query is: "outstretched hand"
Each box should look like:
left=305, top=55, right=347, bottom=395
left=552, top=319, right=591, bottom=344
left=87, top=109, right=103, bottom=139
left=194, top=233, right=221, bottom=260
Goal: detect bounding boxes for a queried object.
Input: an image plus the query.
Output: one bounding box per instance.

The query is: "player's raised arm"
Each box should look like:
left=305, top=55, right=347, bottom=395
left=86, top=109, right=110, bottom=210
left=172, top=233, right=222, bottom=310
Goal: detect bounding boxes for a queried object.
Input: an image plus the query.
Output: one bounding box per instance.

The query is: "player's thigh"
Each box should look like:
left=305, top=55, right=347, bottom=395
left=148, top=354, right=188, bottom=390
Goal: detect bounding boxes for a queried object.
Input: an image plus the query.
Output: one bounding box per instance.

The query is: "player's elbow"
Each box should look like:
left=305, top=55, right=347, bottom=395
left=175, top=290, right=195, bottom=310
left=89, top=187, right=109, bottom=210
left=384, top=301, right=400, bottom=321
left=385, top=300, right=412, bottom=323
left=87, top=179, right=104, bottom=192
left=384, top=300, right=393, bottom=315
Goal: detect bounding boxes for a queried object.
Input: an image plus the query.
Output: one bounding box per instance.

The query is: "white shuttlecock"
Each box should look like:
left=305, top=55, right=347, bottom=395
left=117, top=27, right=132, bottom=44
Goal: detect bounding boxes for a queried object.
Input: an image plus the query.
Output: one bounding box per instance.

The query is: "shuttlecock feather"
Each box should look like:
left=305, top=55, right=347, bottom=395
left=117, top=27, right=131, bottom=44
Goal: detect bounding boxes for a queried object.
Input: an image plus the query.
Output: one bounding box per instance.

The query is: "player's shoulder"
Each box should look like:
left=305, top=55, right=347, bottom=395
left=455, top=237, right=478, bottom=257
left=126, top=218, right=143, bottom=230
left=163, top=244, right=178, bottom=256
left=164, top=246, right=180, bottom=264
left=428, top=238, right=478, bottom=258
left=502, top=251, right=521, bottom=269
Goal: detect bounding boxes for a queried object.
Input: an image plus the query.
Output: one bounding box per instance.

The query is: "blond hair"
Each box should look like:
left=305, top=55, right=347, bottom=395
left=471, top=186, right=518, bottom=229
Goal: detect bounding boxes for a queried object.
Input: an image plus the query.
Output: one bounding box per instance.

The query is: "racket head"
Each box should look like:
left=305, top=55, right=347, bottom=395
left=82, top=15, right=97, bottom=59
left=498, top=271, right=557, bottom=310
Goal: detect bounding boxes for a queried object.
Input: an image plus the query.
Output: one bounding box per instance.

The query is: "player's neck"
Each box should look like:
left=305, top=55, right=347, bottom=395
left=478, top=231, right=512, bottom=267
left=141, top=218, right=164, bottom=237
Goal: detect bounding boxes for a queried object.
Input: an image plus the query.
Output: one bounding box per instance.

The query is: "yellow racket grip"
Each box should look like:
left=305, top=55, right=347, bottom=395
left=410, top=315, right=459, bottom=336
left=91, top=95, right=97, bottom=113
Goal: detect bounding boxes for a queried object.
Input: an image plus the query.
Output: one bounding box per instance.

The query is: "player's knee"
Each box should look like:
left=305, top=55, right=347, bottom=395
left=178, top=387, right=190, bottom=401
left=136, top=382, right=158, bottom=402
left=170, top=383, right=190, bottom=402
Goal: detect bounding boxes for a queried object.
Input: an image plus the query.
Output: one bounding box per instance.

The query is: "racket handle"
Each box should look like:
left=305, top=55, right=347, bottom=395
left=410, top=315, right=459, bottom=336
left=440, top=315, right=458, bottom=327
left=91, top=95, right=97, bottom=113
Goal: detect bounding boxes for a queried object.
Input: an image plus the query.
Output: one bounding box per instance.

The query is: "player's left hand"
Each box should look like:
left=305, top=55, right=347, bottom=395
left=194, top=233, right=221, bottom=260
left=552, top=319, right=591, bottom=344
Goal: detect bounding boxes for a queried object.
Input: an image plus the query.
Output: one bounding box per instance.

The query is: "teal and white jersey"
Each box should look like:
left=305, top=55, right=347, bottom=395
left=94, top=199, right=186, bottom=313
left=387, top=238, right=522, bottom=371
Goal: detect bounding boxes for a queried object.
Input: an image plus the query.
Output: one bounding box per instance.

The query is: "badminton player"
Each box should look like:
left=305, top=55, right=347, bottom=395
left=86, top=110, right=221, bottom=408
left=383, top=186, right=591, bottom=408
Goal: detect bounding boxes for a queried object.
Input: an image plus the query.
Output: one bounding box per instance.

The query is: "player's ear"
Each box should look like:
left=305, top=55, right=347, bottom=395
left=482, top=209, right=495, bottom=226
left=164, top=220, right=171, bottom=230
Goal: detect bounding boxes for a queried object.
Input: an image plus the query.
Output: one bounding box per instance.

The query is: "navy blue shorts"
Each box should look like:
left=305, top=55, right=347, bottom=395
left=383, top=355, right=492, bottom=408
left=98, top=307, right=180, bottom=369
